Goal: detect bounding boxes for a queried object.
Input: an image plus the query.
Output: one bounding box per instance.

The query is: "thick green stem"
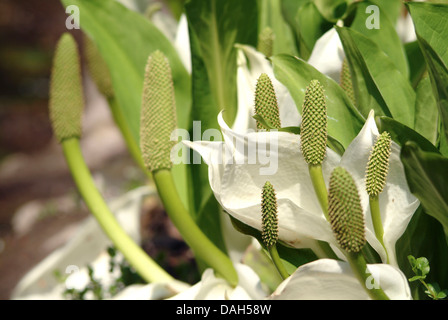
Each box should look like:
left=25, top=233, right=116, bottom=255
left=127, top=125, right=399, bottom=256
left=152, top=169, right=239, bottom=287
left=62, top=138, right=172, bottom=283
left=309, top=164, right=329, bottom=220
left=268, top=245, right=289, bottom=280
left=346, top=251, right=390, bottom=300
left=308, top=164, right=339, bottom=260
left=369, top=195, right=389, bottom=263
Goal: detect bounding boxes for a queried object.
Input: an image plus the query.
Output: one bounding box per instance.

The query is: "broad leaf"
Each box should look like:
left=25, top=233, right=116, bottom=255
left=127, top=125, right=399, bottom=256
left=414, top=77, right=439, bottom=145
left=400, top=142, right=448, bottom=234
left=376, top=116, right=439, bottom=154
left=62, top=0, right=191, bottom=139
left=294, top=2, right=333, bottom=60
left=185, top=0, right=258, bottom=127
left=350, top=1, right=409, bottom=78
left=184, top=0, right=258, bottom=255
left=369, top=0, right=402, bottom=25
left=61, top=0, right=191, bottom=207
left=407, top=2, right=448, bottom=144
left=337, top=26, right=416, bottom=128
left=405, top=41, right=426, bottom=88
left=407, top=2, right=448, bottom=64
left=258, top=0, right=297, bottom=56
left=280, top=0, right=311, bottom=58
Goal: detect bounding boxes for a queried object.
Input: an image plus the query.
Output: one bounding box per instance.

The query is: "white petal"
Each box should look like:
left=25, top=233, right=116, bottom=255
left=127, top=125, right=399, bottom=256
left=339, top=110, right=419, bottom=265
left=307, top=28, right=345, bottom=82
left=234, top=45, right=300, bottom=132
left=270, top=259, right=411, bottom=300
left=168, top=264, right=266, bottom=300
left=174, top=14, right=191, bottom=73
left=110, top=281, right=191, bottom=300
left=182, top=139, right=226, bottom=203
left=380, top=142, right=420, bottom=266
left=217, top=113, right=341, bottom=248
left=396, top=12, right=417, bottom=44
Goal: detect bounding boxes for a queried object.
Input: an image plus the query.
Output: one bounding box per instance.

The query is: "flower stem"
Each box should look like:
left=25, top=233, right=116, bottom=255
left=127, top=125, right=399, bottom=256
left=309, top=164, right=329, bottom=220
left=268, top=245, right=290, bottom=280
left=152, top=169, right=239, bottom=287
left=62, top=138, right=173, bottom=283
left=308, top=164, right=339, bottom=260
left=369, top=195, right=389, bottom=263
left=346, top=251, right=390, bottom=300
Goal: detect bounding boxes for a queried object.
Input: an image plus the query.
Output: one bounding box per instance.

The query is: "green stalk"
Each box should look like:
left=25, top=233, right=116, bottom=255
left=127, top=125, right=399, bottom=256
left=309, top=164, right=329, bottom=220
left=369, top=195, right=389, bottom=263
left=62, top=138, right=172, bottom=283
left=308, top=164, right=339, bottom=260
left=268, top=245, right=289, bottom=280
left=152, top=169, right=239, bottom=287
left=346, top=251, right=390, bottom=300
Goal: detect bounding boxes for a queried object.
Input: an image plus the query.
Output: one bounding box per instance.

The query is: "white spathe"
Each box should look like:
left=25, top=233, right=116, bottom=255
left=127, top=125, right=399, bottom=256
left=234, top=44, right=300, bottom=133
left=270, top=259, right=411, bottom=300
left=184, top=110, right=419, bottom=265
left=307, top=27, right=345, bottom=83
left=168, top=264, right=267, bottom=300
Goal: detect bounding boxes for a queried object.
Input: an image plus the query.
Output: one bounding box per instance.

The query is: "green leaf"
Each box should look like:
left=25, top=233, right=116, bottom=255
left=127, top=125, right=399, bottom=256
left=184, top=0, right=258, bottom=255
left=60, top=0, right=191, bottom=207
left=407, top=2, right=448, bottom=64
left=397, top=206, right=448, bottom=299
left=314, top=0, right=353, bottom=22
left=408, top=255, right=430, bottom=279
left=368, top=0, right=402, bottom=25
left=405, top=41, right=426, bottom=88
left=400, top=142, right=448, bottom=233
left=336, top=26, right=416, bottom=128
left=407, top=2, right=448, bottom=144
left=271, top=54, right=364, bottom=148
left=350, top=1, right=409, bottom=78
left=62, top=0, right=191, bottom=139
left=376, top=116, right=439, bottom=154
left=280, top=0, right=311, bottom=58
left=414, top=77, right=439, bottom=145
left=258, top=0, right=297, bottom=56
left=294, top=2, right=333, bottom=60
left=185, top=0, right=258, bottom=127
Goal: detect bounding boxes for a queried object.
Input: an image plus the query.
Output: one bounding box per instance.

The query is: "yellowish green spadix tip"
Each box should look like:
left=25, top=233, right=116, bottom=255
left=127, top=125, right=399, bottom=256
left=328, top=167, right=366, bottom=253
left=254, top=73, right=281, bottom=130
left=140, top=50, right=177, bottom=172
left=84, top=35, right=114, bottom=99
left=300, top=79, right=327, bottom=165
left=366, top=132, right=392, bottom=197
left=339, top=58, right=355, bottom=104
left=257, top=27, right=274, bottom=58
left=261, top=181, right=279, bottom=248
left=49, top=33, right=84, bottom=143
